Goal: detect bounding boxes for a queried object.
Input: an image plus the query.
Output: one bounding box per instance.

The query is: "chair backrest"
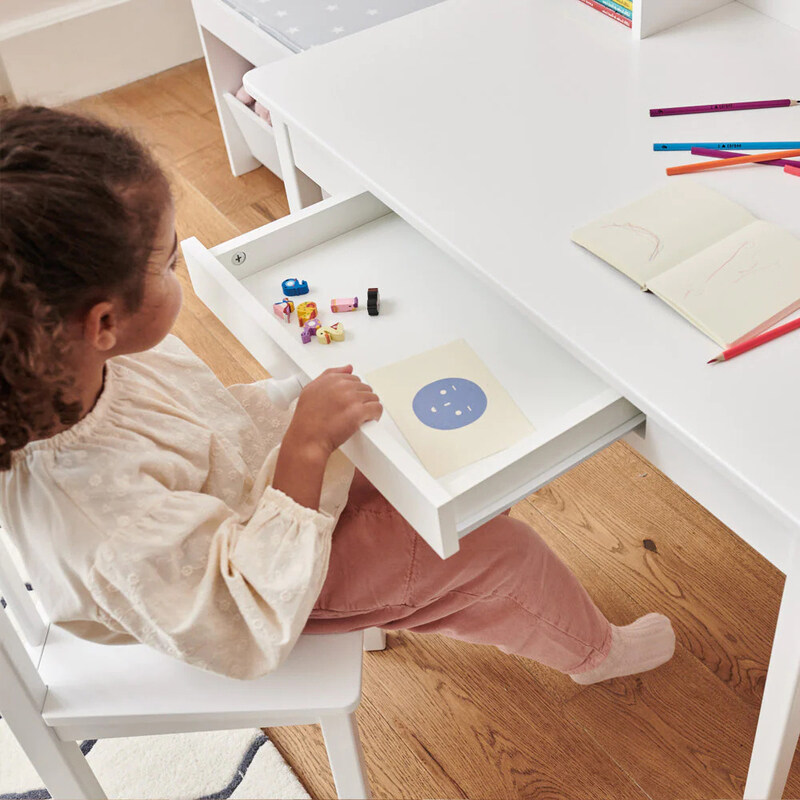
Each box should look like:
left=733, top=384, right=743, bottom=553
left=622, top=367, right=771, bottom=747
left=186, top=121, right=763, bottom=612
left=0, top=525, right=48, bottom=647
left=0, top=542, right=49, bottom=719
left=0, top=590, right=48, bottom=711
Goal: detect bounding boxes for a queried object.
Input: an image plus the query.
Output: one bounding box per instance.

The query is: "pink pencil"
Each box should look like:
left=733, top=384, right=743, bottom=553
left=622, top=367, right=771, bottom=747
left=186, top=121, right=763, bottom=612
left=709, top=317, right=800, bottom=363
left=786, top=165, right=800, bottom=177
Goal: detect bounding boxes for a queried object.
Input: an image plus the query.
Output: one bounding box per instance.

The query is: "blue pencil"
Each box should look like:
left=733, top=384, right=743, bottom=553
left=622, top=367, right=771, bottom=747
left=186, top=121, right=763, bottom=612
left=654, top=141, right=800, bottom=151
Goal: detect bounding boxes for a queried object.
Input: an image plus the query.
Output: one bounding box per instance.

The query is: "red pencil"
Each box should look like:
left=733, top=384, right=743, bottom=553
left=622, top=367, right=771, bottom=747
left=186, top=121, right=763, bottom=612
left=786, top=165, right=800, bottom=177
left=708, top=317, right=800, bottom=363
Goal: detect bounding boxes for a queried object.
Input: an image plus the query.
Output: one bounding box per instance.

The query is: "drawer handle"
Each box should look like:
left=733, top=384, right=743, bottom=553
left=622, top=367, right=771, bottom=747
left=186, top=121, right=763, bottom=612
left=265, top=374, right=304, bottom=410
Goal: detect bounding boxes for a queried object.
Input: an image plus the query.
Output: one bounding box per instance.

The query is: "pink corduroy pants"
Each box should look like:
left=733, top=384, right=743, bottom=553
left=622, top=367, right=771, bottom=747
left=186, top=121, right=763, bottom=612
left=304, top=473, right=612, bottom=675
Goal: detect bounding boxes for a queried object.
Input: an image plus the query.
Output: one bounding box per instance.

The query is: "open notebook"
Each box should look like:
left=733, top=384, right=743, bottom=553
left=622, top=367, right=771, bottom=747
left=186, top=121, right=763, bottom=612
left=571, top=182, right=800, bottom=348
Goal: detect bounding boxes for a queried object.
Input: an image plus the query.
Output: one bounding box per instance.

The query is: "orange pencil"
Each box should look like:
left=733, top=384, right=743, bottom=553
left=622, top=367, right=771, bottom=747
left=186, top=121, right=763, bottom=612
left=786, top=165, right=800, bottom=177
left=708, top=317, right=800, bottom=363
left=667, top=148, right=800, bottom=176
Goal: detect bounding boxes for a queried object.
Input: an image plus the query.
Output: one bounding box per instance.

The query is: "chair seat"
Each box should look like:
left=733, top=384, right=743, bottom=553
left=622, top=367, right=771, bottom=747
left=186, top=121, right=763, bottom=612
left=38, top=627, right=363, bottom=740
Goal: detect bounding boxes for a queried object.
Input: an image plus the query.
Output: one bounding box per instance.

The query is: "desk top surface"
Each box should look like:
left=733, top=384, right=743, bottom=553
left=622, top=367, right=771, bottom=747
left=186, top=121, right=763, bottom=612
left=246, top=0, right=800, bottom=530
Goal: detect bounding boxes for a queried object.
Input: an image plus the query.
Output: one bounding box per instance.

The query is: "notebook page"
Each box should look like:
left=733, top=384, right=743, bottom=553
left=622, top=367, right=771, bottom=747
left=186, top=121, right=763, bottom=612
left=647, top=221, right=800, bottom=348
left=571, top=182, right=756, bottom=287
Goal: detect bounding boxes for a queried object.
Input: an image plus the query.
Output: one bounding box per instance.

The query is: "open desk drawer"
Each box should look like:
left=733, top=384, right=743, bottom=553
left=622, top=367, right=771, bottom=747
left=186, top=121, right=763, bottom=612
left=182, top=192, right=644, bottom=558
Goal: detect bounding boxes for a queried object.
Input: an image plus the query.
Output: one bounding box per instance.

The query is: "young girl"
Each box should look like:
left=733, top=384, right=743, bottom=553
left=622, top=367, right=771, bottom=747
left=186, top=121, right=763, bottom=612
left=0, top=105, right=675, bottom=684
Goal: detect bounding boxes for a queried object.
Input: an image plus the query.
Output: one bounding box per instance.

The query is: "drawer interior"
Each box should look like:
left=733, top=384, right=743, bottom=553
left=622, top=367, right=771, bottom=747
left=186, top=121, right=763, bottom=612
left=189, top=192, right=642, bottom=556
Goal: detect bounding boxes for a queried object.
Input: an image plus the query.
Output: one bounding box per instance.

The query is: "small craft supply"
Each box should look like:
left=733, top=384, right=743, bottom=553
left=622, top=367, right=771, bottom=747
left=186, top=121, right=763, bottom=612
left=655, top=141, right=800, bottom=152
left=708, top=317, right=800, bottom=363
left=282, top=278, right=309, bottom=296
left=666, top=148, right=800, bottom=176
left=691, top=147, right=800, bottom=168
left=786, top=165, right=800, bottom=177
left=331, top=296, right=358, bottom=312
left=367, top=287, right=380, bottom=316
left=650, top=98, right=798, bottom=117
left=297, top=301, right=318, bottom=327
left=301, top=318, right=322, bottom=343
left=316, top=322, right=345, bottom=344
left=272, top=298, right=294, bottom=323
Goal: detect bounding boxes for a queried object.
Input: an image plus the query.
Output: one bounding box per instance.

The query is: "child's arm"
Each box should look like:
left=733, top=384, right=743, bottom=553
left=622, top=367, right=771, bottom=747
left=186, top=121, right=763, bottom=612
left=84, top=366, right=381, bottom=680
left=272, top=366, right=381, bottom=510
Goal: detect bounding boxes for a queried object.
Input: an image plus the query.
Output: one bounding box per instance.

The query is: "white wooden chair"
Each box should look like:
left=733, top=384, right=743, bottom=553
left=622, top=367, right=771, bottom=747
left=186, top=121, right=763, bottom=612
left=0, top=533, right=373, bottom=800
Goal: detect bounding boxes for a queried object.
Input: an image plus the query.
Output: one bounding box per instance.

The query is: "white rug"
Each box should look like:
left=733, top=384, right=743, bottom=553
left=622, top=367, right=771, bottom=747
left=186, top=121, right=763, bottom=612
left=0, top=718, right=310, bottom=800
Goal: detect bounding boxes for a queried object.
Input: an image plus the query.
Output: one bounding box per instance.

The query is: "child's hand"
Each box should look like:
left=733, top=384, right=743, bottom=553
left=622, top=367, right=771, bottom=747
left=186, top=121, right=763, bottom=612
left=287, top=366, right=382, bottom=459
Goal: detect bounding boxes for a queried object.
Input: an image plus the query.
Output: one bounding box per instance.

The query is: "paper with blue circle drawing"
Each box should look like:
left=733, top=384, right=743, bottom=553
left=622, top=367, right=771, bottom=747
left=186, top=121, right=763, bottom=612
left=367, top=340, right=535, bottom=478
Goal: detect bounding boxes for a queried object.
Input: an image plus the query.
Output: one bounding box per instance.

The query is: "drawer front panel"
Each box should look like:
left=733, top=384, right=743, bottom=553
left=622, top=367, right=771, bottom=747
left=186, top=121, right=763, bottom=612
left=183, top=192, right=643, bottom=558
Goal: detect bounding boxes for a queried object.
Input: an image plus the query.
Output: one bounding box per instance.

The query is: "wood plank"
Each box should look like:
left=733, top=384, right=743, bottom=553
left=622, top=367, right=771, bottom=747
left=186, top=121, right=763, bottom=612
left=265, top=683, right=467, bottom=800
left=509, top=499, right=800, bottom=797
left=526, top=442, right=781, bottom=711
left=358, top=630, right=648, bottom=799
left=563, top=645, right=794, bottom=799
left=176, top=140, right=284, bottom=219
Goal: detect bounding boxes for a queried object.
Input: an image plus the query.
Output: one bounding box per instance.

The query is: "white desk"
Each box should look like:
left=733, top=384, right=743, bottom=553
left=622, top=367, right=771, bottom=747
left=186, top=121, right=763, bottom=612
left=243, top=1, right=800, bottom=795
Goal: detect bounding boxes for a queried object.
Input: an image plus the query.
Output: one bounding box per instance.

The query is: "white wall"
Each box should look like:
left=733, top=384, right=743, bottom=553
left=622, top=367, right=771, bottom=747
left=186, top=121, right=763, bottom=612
left=739, top=0, right=800, bottom=30
left=635, top=0, right=733, bottom=38
left=0, top=0, right=202, bottom=105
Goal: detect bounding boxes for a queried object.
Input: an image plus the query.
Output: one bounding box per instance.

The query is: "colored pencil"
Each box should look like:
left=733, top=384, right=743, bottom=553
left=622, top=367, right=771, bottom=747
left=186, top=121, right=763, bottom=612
left=651, top=98, right=798, bottom=117
left=666, top=148, right=800, bottom=176
left=708, top=317, right=800, bottom=363
left=575, top=0, right=631, bottom=26
left=691, top=147, right=800, bottom=168
left=786, top=165, right=800, bottom=177
left=654, top=141, right=800, bottom=151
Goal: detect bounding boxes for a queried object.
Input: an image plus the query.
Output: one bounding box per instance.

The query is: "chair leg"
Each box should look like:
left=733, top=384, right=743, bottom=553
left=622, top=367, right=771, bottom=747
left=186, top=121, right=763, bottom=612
left=320, top=712, right=371, bottom=799
left=363, top=628, right=386, bottom=652
left=0, top=641, right=106, bottom=799
left=2, top=714, right=105, bottom=800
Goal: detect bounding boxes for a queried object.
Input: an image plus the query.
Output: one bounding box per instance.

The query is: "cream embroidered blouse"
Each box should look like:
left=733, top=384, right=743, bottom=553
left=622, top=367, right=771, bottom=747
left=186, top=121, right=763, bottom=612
left=0, top=336, right=354, bottom=679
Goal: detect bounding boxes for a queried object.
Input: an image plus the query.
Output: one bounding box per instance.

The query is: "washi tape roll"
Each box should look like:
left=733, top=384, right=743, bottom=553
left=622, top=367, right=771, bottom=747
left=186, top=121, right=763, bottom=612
left=282, top=278, right=309, bottom=296
left=316, top=322, right=345, bottom=344
left=297, top=301, right=318, bottom=327
left=300, top=318, right=322, bottom=343
left=367, top=287, right=380, bottom=316
left=272, top=298, right=293, bottom=323
left=331, top=296, right=358, bottom=312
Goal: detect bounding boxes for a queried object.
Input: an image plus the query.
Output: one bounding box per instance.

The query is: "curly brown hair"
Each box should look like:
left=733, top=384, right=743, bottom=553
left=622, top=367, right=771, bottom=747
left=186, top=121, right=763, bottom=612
left=0, top=105, right=170, bottom=470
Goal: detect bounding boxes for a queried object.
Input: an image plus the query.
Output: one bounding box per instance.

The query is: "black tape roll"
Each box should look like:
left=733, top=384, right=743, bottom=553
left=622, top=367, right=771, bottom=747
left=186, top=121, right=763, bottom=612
left=367, top=287, right=380, bottom=316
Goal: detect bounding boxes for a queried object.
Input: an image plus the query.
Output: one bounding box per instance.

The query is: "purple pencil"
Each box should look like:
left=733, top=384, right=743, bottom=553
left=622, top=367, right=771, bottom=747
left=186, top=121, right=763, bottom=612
left=691, top=147, right=800, bottom=168
left=650, top=98, right=798, bottom=117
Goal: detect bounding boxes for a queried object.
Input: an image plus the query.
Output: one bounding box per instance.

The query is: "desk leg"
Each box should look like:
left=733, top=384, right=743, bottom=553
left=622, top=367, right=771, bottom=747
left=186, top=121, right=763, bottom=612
left=745, top=540, right=800, bottom=799
left=273, top=118, right=323, bottom=212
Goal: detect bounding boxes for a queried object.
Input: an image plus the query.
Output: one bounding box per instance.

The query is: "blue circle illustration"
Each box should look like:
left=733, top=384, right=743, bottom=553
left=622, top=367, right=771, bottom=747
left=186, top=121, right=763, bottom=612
left=412, top=378, right=488, bottom=430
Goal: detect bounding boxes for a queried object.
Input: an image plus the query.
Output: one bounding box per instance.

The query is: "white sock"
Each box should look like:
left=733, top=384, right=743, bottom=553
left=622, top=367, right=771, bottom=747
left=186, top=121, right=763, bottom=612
left=570, top=613, right=675, bottom=685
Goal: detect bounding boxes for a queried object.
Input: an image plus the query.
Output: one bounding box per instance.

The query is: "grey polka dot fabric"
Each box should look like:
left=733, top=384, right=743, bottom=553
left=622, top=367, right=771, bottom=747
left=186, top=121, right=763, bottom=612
left=221, top=0, right=445, bottom=53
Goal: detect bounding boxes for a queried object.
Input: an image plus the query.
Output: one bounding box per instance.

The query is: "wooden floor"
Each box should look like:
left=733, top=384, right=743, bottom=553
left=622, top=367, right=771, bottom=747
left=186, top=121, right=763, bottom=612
left=69, top=61, right=800, bottom=800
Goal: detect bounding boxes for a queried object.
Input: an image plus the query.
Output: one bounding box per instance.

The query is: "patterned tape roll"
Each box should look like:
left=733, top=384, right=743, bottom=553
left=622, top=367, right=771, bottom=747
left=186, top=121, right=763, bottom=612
left=300, top=318, right=322, bottom=343
left=331, top=296, right=358, bottom=312
left=282, top=278, right=309, bottom=296
left=297, top=301, right=318, bottom=327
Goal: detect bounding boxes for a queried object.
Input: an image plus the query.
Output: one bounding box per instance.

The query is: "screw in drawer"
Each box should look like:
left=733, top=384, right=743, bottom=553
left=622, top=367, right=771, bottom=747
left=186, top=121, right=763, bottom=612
left=232, top=251, right=247, bottom=265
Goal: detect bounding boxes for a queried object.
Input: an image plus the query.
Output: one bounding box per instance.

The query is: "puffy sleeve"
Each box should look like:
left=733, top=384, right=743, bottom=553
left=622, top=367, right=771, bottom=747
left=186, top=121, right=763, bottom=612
left=87, top=479, right=336, bottom=680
